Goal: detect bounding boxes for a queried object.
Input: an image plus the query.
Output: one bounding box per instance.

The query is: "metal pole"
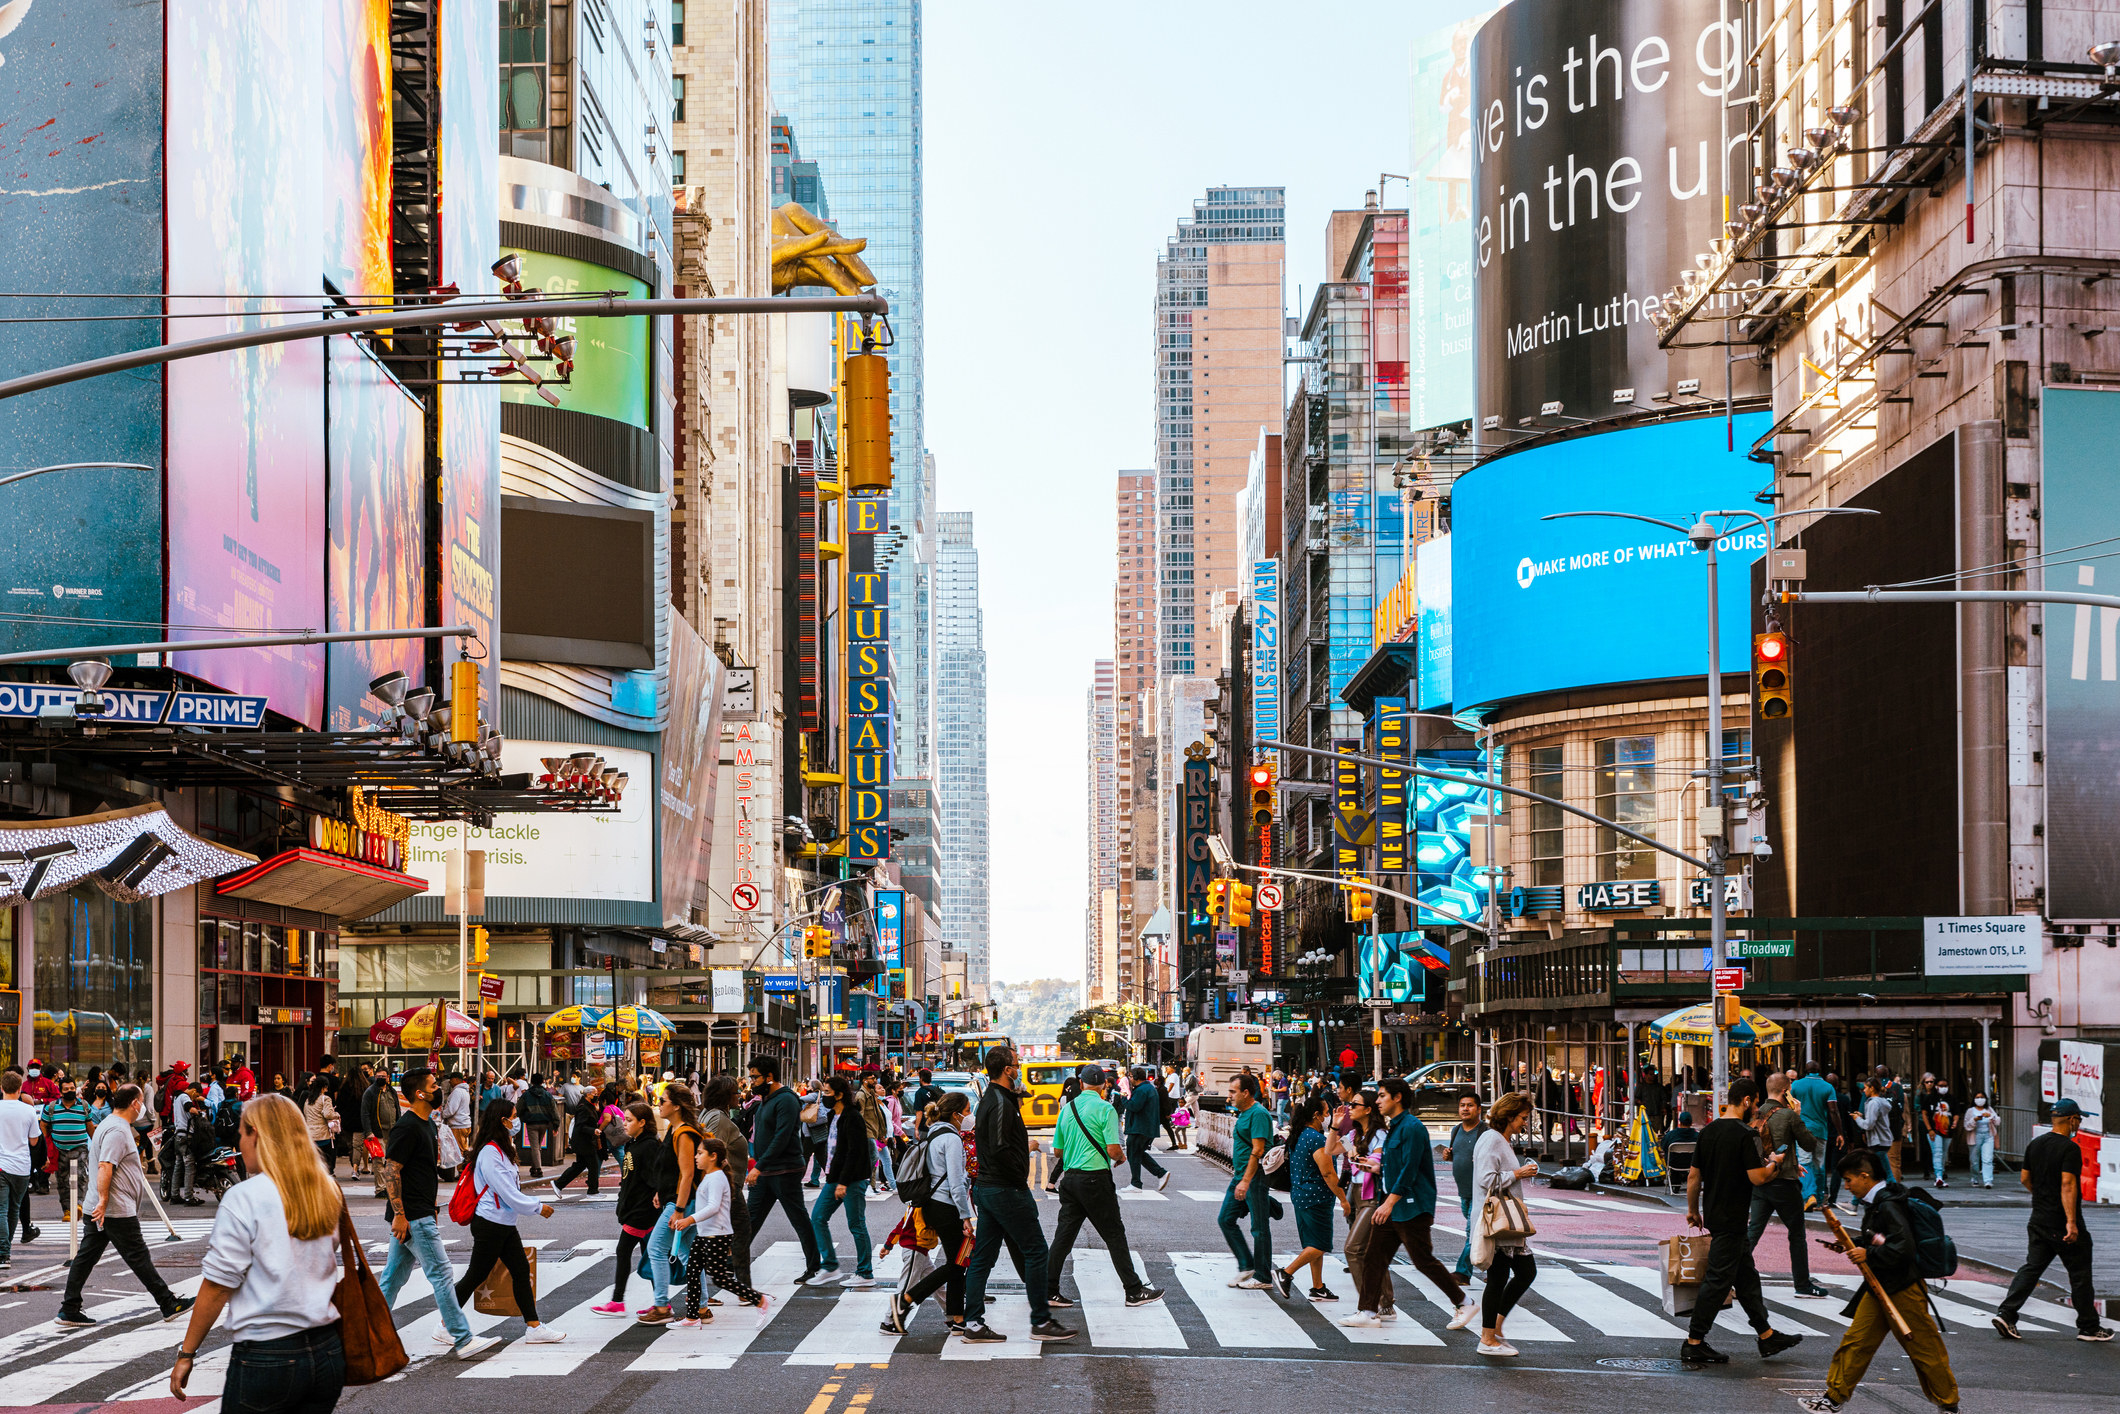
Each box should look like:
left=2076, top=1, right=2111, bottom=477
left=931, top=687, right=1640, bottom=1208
left=0, top=623, right=475, bottom=668
left=1705, top=535, right=1729, bottom=1116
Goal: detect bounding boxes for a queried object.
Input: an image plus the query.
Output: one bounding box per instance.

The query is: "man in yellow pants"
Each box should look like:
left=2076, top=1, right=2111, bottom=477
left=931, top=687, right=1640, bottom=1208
left=1798, top=1148, right=1958, bottom=1413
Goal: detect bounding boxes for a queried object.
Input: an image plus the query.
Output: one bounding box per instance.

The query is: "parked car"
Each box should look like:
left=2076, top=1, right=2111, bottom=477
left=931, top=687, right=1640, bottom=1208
left=1402, top=1060, right=1481, bottom=1115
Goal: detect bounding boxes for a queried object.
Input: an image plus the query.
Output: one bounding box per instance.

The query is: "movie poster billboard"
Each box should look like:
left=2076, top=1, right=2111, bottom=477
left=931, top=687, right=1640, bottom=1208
left=441, top=0, right=503, bottom=730
left=324, top=0, right=394, bottom=301
left=166, top=0, right=328, bottom=726
left=325, top=339, right=428, bottom=730
left=0, top=0, right=166, bottom=660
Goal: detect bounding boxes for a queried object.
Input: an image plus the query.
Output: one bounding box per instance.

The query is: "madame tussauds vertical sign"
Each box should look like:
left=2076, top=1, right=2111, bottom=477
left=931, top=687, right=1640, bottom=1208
left=1469, top=0, right=1764, bottom=431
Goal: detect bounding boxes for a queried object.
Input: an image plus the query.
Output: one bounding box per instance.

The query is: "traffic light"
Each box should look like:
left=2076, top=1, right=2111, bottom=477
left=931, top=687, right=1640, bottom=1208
left=1715, top=992, right=1743, bottom=1029
left=1249, top=764, right=1275, bottom=830
left=470, top=925, right=490, bottom=966
left=844, top=351, right=893, bottom=492
left=1208, top=879, right=1230, bottom=923
left=449, top=658, right=481, bottom=743
left=805, top=925, right=834, bottom=959
left=1754, top=630, right=1792, bottom=720
left=1227, top=880, right=1255, bottom=928
left=1345, top=880, right=1374, bottom=924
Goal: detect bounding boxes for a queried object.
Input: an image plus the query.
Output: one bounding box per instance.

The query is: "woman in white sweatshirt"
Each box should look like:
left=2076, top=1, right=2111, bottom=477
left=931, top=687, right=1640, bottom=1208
left=1468, top=1092, right=1542, bottom=1357
left=452, top=1097, right=566, bottom=1343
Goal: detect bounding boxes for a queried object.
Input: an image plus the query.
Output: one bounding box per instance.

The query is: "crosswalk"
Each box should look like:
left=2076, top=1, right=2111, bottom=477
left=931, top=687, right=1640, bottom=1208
left=0, top=1237, right=2075, bottom=1398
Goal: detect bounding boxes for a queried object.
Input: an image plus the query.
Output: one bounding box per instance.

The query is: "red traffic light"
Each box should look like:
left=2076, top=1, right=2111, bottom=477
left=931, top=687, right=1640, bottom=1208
left=1249, top=765, right=1272, bottom=788
left=1757, top=636, right=1786, bottom=661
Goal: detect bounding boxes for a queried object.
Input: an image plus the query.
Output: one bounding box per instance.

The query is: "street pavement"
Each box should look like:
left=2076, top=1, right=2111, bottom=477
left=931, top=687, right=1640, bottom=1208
left=0, top=1144, right=2112, bottom=1414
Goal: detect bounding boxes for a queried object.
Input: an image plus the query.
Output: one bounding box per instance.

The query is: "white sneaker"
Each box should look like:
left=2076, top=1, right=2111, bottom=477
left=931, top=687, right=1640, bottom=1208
left=452, top=1336, right=501, bottom=1360
left=432, top=1329, right=457, bottom=1346
left=1448, top=1300, right=1479, bottom=1331
left=1236, top=1275, right=1274, bottom=1290
left=523, top=1326, right=568, bottom=1344
left=842, top=1275, right=877, bottom=1289
left=1339, top=1310, right=1383, bottom=1328
left=1477, top=1340, right=1518, bottom=1357
left=1227, top=1272, right=1251, bottom=1288
left=809, top=1271, right=844, bottom=1286
left=1377, top=1309, right=1399, bottom=1323
left=1157, top=1172, right=1171, bottom=1192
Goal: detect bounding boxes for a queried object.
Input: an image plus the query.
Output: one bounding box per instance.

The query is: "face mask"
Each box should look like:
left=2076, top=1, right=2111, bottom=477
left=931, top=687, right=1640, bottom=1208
left=27, top=1069, right=39, bottom=1078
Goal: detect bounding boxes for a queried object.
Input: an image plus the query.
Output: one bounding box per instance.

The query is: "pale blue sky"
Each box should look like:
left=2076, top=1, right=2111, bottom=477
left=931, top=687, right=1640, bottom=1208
left=923, top=1, right=1490, bottom=985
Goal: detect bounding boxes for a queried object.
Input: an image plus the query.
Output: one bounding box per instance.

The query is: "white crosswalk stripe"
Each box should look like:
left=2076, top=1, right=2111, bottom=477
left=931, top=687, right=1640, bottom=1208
left=1069, top=1249, right=1184, bottom=1348
left=1390, top=1261, right=1569, bottom=1341
left=1584, top=1263, right=1830, bottom=1336
left=1529, top=1265, right=1687, bottom=1338
left=0, top=1278, right=208, bottom=1403
left=1181, top=1190, right=1225, bottom=1202
left=1168, top=1252, right=1316, bottom=1349
left=626, top=1245, right=810, bottom=1371
left=1116, top=1188, right=1169, bottom=1201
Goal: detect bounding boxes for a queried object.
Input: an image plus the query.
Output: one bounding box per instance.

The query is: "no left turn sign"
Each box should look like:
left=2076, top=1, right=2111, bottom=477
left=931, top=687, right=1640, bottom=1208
left=731, top=882, right=761, bottom=912
left=1258, top=882, right=1284, bottom=911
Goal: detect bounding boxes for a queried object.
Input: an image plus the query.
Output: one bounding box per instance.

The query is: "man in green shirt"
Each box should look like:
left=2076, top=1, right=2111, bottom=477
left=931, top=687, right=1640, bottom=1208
left=1218, top=1071, right=1276, bottom=1288
left=1044, top=1065, right=1163, bottom=1309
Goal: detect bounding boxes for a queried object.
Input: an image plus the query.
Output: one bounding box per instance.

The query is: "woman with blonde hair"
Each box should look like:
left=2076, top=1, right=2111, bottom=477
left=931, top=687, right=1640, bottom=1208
left=170, top=1093, right=349, bottom=1410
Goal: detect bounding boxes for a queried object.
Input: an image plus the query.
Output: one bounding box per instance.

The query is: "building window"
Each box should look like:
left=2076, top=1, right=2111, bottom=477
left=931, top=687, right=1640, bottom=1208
left=1525, top=745, right=1564, bottom=886
left=1594, top=735, right=1657, bottom=881
left=672, top=149, right=686, bottom=180
left=1719, top=727, right=1750, bottom=802
left=670, top=0, right=684, bottom=47
left=672, top=75, right=685, bottom=124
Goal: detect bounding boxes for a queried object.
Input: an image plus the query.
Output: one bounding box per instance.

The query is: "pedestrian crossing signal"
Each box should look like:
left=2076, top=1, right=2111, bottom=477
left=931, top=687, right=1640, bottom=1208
left=1754, top=631, right=1793, bottom=720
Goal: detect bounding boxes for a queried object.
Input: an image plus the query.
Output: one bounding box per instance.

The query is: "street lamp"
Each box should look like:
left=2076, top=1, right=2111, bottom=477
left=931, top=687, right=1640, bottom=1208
left=1296, top=947, right=1331, bottom=1073
left=1539, top=504, right=1878, bottom=1112
left=0, top=461, right=154, bottom=491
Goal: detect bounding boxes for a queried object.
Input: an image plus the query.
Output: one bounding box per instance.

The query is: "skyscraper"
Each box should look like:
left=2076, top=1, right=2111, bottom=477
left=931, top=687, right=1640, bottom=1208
left=1085, top=660, right=1116, bottom=1004
left=935, top=511, right=990, bottom=992
left=769, top=0, right=932, bottom=777
left=1154, top=187, right=1285, bottom=677
left=1111, top=470, right=1156, bottom=996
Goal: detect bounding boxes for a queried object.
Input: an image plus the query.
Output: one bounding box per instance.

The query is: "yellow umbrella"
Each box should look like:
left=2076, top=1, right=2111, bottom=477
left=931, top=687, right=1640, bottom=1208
left=605, top=1005, right=676, bottom=1038
left=1647, top=1002, right=1784, bottom=1047
left=541, top=1005, right=611, bottom=1031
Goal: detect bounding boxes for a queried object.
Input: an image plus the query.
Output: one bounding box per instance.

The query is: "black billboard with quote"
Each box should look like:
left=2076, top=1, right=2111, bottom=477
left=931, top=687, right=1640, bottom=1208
left=1469, top=0, right=1765, bottom=433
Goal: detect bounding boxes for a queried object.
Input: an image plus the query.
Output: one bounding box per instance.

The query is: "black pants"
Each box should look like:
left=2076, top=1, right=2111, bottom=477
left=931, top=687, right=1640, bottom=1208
left=726, top=1180, right=753, bottom=1288
left=455, top=1214, right=537, bottom=1323
left=1746, top=1177, right=1811, bottom=1286
left=748, top=1171, right=822, bottom=1272
left=61, top=1215, right=177, bottom=1315
left=554, top=1143, right=602, bottom=1195
left=2000, top=1224, right=2101, bottom=1333
left=1047, top=1168, right=1147, bottom=1298
left=903, top=1201, right=967, bottom=1317
left=223, top=1324, right=344, bottom=1414
left=1686, top=1225, right=1773, bottom=1342
left=612, top=1228, right=647, bottom=1302
left=688, top=1233, right=763, bottom=1310
left=1482, top=1249, right=1537, bottom=1328
left=1125, top=1135, right=1168, bottom=1187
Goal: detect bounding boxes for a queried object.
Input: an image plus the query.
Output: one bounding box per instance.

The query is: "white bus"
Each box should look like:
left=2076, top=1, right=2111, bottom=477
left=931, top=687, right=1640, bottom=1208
left=1185, top=1022, right=1272, bottom=1111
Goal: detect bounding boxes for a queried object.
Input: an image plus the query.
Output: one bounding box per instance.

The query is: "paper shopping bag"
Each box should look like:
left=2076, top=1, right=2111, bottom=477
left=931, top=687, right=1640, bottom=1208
left=473, top=1243, right=538, bottom=1316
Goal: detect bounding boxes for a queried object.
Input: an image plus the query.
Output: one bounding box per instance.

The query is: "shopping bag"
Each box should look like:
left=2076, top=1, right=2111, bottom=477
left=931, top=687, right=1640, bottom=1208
left=1479, top=1193, right=1536, bottom=1242
left=473, top=1243, right=538, bottom=1316
left=1662, top=1233, right=1710, bottom=1284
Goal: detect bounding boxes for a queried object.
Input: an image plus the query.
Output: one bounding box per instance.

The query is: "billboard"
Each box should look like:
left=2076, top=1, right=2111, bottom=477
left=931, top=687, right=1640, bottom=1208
left=2042, top=387, right=2120, bottom=919
left=1374, top=697, right=1411, bottom=875
left=165, top=0, right=328, bottom=725
left=499, top=249, right=652, bottom=428
left=659, top=613, right=724, bottom=927
left=325, top=339, right=428, bottom=730
left=323, top=0, right=394, bottom=300
left=1452, top=413, right=1771, bottom=708
left=1415, top=534, right=1453, bottom=708
left=847, top=500, right=894, bottom=864
left=1414, top=749, right=1491, bottom=933
left=875, top=889, right=905, bottom=969
left=1469, top=0, right=1765, bottom=431
left=441, top=0, right=503, bottom=733
left=1409, top=14, right=1489, bottom=430
left=403, top=740, right=656, bottom=903
left=0, top=0, right=165, bottom=661
left=1250, top=559, right=1280, bottom=752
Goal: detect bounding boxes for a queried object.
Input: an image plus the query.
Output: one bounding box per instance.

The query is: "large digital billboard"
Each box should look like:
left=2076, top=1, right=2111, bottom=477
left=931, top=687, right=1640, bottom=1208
left=2043, top=387, right=2120, bottom=919
left=323, top=0, right=393, bottom=300
left=1409, top=14, right=1488, bottom=430
left=1452, top=412, right=1771, bottom=709
left=499, top=249, right=652, bottom=428
left=325, top=338, right=427, bottom=730
left=166, top=0, right=328, bottom=727
left=1469, top=0, right=1765, bottom=431
left=0, top=0, right=165, bottom=661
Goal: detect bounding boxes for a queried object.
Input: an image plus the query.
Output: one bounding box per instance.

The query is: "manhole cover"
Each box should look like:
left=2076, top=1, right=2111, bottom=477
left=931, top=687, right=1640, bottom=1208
left=1597, top=1357, right=1685, bottom=1372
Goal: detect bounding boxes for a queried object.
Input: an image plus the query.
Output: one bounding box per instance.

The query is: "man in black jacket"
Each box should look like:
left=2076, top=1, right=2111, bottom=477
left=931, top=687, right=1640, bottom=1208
left=518, top=1075, right=559, bottom=1177
left=1798, top=1149, right=1959, bottom=1413
left=745, top=1056, right=822, bottom=1280
left=959, top=1047, right=1075, bottom=1345
left=1122, top=1066, right=1170, bottom=1190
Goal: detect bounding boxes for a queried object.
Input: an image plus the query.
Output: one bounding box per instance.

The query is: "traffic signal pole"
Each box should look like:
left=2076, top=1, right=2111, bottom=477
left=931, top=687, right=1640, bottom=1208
left=1699, top=524, right=1731, bottom=1115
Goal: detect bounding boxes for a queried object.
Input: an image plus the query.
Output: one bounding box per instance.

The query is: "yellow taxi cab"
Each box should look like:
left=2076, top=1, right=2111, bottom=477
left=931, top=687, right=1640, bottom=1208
left=1018, top=1058, right=1077, bottom=1131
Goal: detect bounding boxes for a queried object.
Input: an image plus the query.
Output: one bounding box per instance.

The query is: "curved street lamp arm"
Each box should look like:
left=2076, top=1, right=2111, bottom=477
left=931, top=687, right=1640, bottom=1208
left=1540, top=510, right=1694, bottom=535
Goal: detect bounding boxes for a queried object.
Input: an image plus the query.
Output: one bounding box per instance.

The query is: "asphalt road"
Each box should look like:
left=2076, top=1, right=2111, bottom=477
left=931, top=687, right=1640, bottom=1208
left=0, top=1143, right=2110, bottom=1414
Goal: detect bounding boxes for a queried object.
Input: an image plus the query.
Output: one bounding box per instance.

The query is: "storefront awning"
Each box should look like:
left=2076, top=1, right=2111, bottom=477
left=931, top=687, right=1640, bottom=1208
left=214, top=847, right=427, bottom=922
left=0, top=803, right=256, bottom=906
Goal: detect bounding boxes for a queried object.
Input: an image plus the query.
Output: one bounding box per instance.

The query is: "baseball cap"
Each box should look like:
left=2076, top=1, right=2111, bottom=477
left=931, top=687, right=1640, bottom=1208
left=1077, top=1064, right=1108, bottom=1087
left=2052, top=1098, right=2083, bottom=1117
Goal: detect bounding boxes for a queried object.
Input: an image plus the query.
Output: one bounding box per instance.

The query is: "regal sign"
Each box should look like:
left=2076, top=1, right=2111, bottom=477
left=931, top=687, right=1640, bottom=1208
left=307, top=811, right=405, bottom=872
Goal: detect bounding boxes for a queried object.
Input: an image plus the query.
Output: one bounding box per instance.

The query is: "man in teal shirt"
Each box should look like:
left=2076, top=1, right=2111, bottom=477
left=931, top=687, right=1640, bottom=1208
left=1218, top=1072, right=1276, bottom=1288
left=1045, top=1065, right=1162, bottom=1308
left=1789, top=1062, right=1841, bottom=1207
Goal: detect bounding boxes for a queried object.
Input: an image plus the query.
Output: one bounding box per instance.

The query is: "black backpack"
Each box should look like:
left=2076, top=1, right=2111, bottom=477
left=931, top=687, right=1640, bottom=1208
left=896, top=1127, right=955, bottom=1205
left=214, top=1096, right=243, bottom=1145
left=1899, top=1186, right=1959, bottom=1278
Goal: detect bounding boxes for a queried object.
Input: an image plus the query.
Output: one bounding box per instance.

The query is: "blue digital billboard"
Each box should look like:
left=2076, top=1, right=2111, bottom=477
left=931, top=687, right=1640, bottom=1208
left=1451, top=413, right=1773, bottom=709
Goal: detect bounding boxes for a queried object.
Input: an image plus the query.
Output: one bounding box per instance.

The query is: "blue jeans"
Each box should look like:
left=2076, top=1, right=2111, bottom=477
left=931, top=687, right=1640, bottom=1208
left=1798, top=1142, right=1823, bottom=1203
left=378, top=1214, right=473, bottom=1346
left=647, top=1200, right=692, bottom=1307
left=1216, top=1170, right=1272, bottom=1281
left=874, top=1141, right=897, bottom=1191
left=964, top=1184, right=1052, bottom=1327
left=1973, top=1135, right=1994, bottom=1185
left=811, top=1184, right=873, bottom=1277
left=0, top=1174, right=25, bottom=1263
left=1455, top=1193, right=1473, bottom=1276
left=223, top=1324, right=344, bottom=1414
left=1929, top=1133, right=1949, bottom=1182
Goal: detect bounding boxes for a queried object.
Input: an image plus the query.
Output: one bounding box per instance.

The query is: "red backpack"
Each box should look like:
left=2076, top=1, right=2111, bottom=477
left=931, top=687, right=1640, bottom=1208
left=448, top=1149, right=486, bottom=1225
